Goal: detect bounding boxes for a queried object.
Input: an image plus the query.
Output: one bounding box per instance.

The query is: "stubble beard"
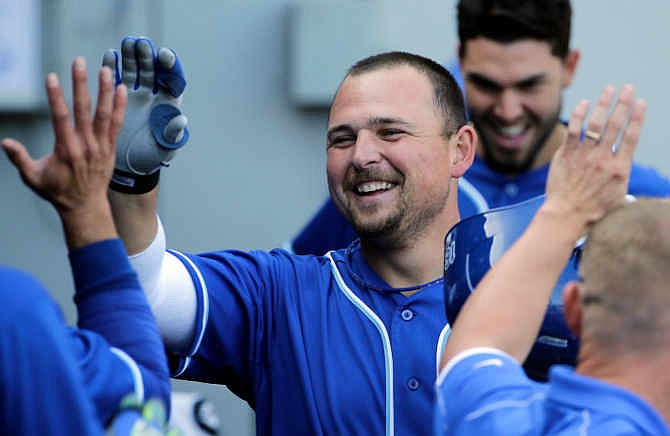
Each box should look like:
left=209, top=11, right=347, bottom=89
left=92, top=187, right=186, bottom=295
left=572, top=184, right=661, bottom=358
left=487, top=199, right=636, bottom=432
left=350, top=202, right=405, bottom=243
left=340, top=186, right=451, bottom=249
left=472, top=104, right=562, bottom=176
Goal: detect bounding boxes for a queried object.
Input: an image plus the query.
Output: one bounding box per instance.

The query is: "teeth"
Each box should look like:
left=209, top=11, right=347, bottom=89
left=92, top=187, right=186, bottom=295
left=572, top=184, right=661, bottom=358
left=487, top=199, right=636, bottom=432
left=498, top=124, right=525, bottom=136
left=356, top=182, right=393, bottom=194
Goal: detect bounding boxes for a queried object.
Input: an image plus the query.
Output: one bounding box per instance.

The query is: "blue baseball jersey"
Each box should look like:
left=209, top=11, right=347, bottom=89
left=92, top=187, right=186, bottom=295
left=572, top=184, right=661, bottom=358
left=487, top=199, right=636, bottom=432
left=167, top=241, right=451, bottom=436
left=291, top=157, right=670, bottom=255
left=435, top=349, right=670, bottom=435
left=0, top=239, right=170, bottom=434
left=0, top=266, right=104, bottom=435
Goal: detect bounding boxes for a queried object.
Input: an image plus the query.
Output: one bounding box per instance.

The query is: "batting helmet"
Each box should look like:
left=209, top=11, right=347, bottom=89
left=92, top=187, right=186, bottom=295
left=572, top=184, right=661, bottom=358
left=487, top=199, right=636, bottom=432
left=443, top=195, right=581, bottom=381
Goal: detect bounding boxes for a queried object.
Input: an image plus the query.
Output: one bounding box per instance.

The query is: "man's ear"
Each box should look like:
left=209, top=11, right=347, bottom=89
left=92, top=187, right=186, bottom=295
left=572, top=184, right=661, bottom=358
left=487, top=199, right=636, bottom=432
left=450, top=123, right=477, bottom=178
left=561, top=48, right=580, bottom=88
left=563, top=281, right=582, bottom=338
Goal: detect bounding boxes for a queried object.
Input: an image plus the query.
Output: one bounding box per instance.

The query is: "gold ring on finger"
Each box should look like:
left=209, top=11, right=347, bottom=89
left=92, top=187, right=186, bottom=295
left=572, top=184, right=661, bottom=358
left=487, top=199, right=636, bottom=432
left=584, top=129, right=601, bottom=143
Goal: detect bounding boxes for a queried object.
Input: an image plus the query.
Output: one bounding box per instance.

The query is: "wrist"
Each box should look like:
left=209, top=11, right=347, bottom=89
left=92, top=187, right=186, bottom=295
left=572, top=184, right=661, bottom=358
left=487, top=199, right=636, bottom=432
left=108, top=188, right=159, bottom=255
left=110, top=168, right=160, bottom=194
left=59, top=203, right=118, bottom=250
left=535, top=202, right=588, bottom=244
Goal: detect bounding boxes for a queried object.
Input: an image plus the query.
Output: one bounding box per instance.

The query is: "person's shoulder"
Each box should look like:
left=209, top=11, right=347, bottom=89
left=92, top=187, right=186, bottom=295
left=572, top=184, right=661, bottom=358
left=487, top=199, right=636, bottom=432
left=239, top=246, right=337, bottom=283
left=268, top=246, right=335, bottom=265
left=436, top=348, right=547, bottom=436
left=0, top=266, right=61, bottom=326
left=629, top=162, right=670, bottom=197
left=0, top=265, right=37, bottom=283
left=0, top=266, right=49, bottom=304
left=546, top=366, right=670, bottom=435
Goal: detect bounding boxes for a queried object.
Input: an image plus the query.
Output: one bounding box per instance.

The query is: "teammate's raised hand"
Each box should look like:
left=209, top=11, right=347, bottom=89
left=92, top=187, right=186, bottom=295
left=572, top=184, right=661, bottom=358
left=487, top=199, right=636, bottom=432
left=104, top=36, right=189, bottom=194
left=545, top=84, right=645, bottom=228
left=2, top=58, right=127, bottom=217
left=2, top=58, right=127, bottom=249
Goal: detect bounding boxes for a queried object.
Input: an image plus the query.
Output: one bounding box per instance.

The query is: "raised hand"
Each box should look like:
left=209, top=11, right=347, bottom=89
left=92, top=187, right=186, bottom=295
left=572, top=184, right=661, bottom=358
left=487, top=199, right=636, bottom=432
left=1, top=58, right=128, bottom=248
left=545, top=84, right=646, bottom=226
left=104, top=36, right=189, bottom=194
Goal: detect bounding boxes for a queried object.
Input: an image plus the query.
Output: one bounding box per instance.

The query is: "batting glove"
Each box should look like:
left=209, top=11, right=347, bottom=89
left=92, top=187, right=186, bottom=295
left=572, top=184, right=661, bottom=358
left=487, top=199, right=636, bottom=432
left=104, top=36, right=189, bottom=194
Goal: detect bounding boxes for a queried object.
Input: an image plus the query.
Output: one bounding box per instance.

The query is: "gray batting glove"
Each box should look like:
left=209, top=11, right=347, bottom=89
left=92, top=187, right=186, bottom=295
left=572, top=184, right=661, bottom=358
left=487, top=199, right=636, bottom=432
left=104, top=36, right=189, bottom=194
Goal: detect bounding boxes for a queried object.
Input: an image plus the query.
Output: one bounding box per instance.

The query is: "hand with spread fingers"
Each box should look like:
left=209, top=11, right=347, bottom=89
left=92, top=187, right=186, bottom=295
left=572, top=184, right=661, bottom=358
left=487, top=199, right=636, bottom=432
left=1, top=58, right=128, bottom=249
left=103, top=36, right=189, bottom=194
left=545, top=84, right=646, bottom=228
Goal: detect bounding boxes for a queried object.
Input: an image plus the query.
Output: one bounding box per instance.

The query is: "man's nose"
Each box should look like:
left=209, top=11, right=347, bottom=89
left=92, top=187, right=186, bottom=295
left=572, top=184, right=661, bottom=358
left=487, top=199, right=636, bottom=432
left=351, top=130, right=382, bottom=168
left=492, top=89, right=524, bottom=123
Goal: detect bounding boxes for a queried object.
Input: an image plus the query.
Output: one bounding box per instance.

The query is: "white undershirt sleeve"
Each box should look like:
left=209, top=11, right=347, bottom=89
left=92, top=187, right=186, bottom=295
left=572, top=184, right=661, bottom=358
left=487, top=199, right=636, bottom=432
left=128, top=216, right=198, bottom=353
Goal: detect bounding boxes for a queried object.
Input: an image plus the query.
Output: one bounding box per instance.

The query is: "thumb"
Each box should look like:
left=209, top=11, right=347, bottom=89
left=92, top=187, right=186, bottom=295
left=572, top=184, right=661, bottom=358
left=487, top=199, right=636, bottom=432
left=2, top=138, right=39, bottom=186
left=163, top=114, right=187, bottom=144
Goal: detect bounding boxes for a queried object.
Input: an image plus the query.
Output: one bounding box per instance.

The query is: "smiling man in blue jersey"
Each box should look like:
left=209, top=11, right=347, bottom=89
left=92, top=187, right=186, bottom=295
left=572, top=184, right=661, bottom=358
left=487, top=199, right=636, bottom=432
left=288, top=0, right=670, bottom=256
left=108, top=38, right=475, bottom=434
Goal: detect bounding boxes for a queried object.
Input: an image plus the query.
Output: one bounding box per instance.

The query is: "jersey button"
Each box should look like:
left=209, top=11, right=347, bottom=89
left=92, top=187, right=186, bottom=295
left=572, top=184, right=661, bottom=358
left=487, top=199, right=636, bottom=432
left=401, top=308, right=414, bottom=321
left=504, top=183, right=519, bottom=197
left=407, top=377, right=420, bottom=391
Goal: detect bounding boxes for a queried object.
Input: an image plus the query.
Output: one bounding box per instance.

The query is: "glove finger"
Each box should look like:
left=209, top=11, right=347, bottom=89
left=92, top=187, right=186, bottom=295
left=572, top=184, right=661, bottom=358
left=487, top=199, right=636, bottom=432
left=163, top=114, right=187, bottom=144
left=102, top=49, right=122, bottom=86
left=136, top=37, right=157, bottom=92
left=121, top=36, right=139, bottom=90
left=93, top=66, right=115, bottom=142
left=149, top=105, right=189, bottom=149
left=156, top=47, right=186, bottom=98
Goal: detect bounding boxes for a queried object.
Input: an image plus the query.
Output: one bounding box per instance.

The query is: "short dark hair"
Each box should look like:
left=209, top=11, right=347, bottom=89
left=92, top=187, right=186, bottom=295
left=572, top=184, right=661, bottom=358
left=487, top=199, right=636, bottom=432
left=345, top=51, right=467, bottom=137
left=458, top=0, right=572, bottom=59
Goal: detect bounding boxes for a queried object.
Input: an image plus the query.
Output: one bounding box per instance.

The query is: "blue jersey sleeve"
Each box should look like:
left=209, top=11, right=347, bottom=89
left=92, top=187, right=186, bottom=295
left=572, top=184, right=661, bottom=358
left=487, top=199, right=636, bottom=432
left=0, top=267, right=104, bottom=435
left=164, top=249, right=286, bottom=401
left=435, top=348, right=547, bottom=436
left=69, top=239, right=171, bottom=424
left=165, top=248, right=329, bottom=407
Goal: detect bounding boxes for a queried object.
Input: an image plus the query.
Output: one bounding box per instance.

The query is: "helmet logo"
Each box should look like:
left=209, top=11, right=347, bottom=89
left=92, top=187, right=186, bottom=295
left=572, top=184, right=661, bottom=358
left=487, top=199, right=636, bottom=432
left=445, top=234, right=456, bottom=269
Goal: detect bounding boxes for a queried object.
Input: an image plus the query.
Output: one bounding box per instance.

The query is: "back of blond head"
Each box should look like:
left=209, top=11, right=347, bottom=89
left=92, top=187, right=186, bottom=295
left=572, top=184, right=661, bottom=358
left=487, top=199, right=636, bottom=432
left=579, top=198, right=670, bottom=353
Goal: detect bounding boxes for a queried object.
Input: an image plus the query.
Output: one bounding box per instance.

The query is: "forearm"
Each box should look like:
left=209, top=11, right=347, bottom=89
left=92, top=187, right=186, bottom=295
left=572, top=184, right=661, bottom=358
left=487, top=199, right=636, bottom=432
left=109, top=187, right=159, bottom=254
left=442, top=205, right=585, bottom=366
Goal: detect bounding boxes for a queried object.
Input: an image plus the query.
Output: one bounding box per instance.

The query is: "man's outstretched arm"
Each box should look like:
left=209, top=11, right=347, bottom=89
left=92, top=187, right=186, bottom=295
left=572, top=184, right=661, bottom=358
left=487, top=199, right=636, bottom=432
left=103, top=36, right=200, bottom=355
left=104, top=36, right=189, bottom=254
